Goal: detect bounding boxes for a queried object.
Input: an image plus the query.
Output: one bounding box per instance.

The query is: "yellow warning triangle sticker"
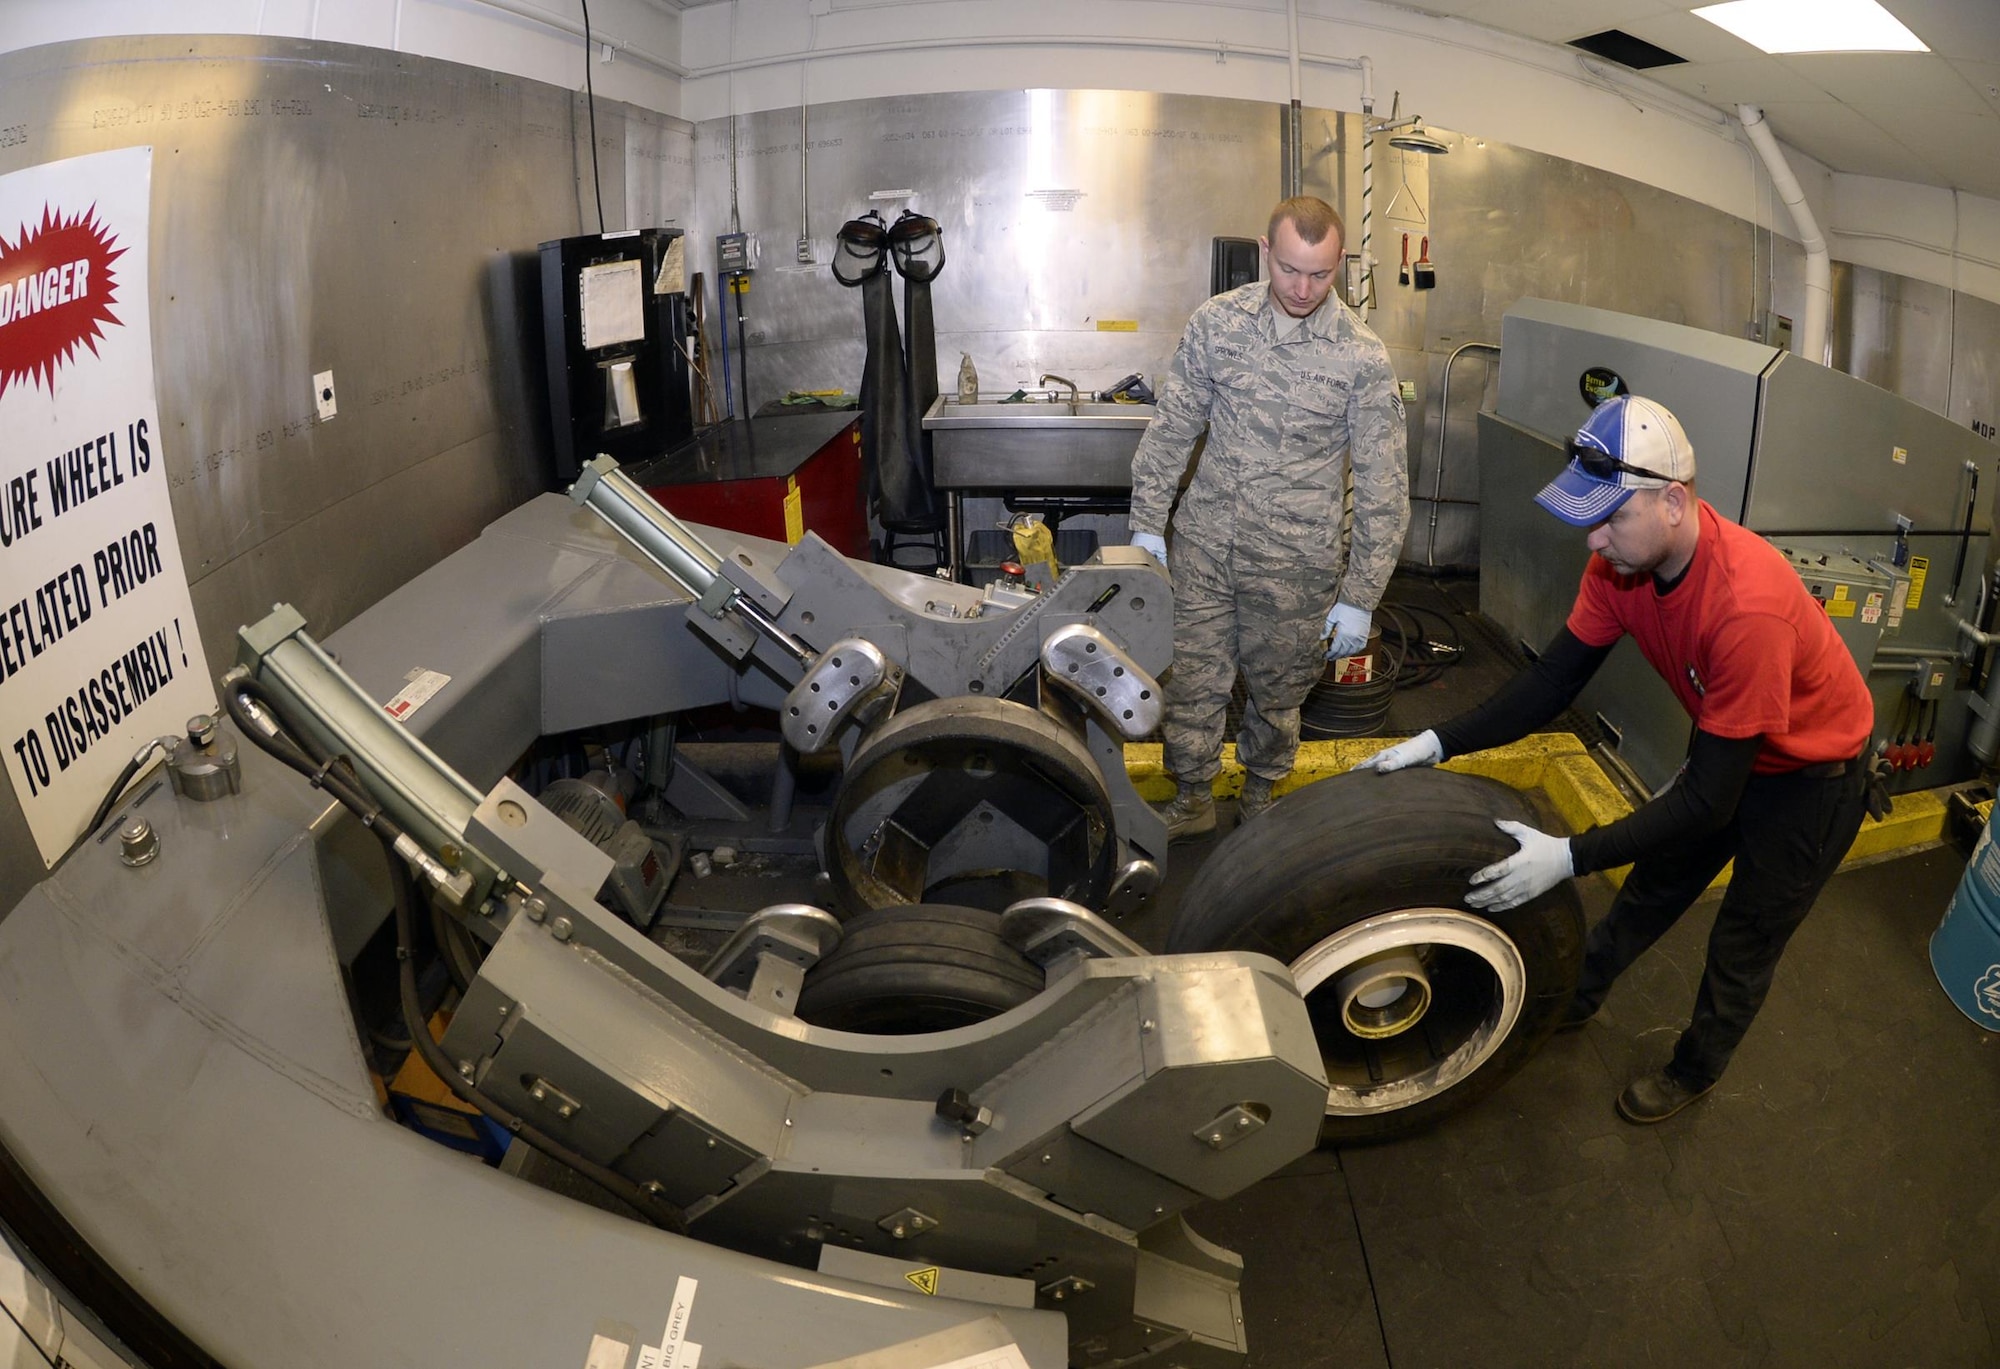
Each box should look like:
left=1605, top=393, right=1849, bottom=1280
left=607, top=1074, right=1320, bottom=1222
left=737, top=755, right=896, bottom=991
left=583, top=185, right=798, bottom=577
left=905, top=1267, right=940, bottom=1296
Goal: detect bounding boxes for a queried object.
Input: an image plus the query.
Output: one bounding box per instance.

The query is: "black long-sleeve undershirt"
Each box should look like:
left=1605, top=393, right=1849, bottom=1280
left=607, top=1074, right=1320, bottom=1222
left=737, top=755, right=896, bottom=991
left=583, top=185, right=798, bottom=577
left=1435, top=626, right=1763, bottom=876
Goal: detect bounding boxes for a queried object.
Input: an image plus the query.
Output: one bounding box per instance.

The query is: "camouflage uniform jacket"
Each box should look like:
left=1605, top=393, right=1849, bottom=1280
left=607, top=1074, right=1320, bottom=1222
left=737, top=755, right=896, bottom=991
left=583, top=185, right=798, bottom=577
left=1128, top=282, right=1408, bottom=611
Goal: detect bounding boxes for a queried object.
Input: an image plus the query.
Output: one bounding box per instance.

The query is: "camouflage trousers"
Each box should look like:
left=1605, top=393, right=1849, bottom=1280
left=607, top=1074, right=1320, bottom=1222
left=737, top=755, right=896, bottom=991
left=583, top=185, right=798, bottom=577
left=1161, top=538, right=1332, bottom=785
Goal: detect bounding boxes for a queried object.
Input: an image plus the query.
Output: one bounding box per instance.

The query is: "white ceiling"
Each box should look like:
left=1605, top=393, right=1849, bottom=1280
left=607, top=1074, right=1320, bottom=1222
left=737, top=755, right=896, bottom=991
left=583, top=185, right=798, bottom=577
left=1397, top=0, right=2000, bottom=197
left=657, top=0, right=1999, bottom=196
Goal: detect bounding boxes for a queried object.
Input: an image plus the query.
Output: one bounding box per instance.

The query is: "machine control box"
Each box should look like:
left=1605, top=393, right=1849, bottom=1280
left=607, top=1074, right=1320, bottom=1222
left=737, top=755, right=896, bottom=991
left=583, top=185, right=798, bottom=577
left=539, top=229, right=694, bottom=481
left=717, top=231, right=755, bottom=275
left=1775, top=544, right=1907, bottom=674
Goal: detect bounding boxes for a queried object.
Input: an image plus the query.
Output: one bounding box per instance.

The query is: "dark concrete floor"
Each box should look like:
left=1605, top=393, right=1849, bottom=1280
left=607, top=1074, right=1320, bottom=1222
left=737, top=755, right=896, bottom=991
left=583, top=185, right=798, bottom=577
left=1182, top=837, right=2000, bottom=1368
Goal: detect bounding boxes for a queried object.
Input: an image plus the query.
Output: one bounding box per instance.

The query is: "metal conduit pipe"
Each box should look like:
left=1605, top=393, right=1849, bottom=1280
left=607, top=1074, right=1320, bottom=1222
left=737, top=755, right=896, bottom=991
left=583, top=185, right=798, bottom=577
left=1425, top=341, right=1500, bottom=567
left=1738, top=104, right=1830, bottom=364
left=1286, top=0, right=1304, bottom=197
left=1876, top=643, right=1971, bottom=662
left=686, top=32, right=1367, bottom=85
left=1357, top=57, right=1376, bottom=321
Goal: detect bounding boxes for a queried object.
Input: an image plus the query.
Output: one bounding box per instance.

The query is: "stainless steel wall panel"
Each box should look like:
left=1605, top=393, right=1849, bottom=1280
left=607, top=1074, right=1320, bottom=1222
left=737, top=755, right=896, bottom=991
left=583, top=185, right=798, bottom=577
left=1831, top=262, right=1955, bottom=415
left=1406, top=345, right=1498, bottom=569
left=1949, top=290, right=2000, bottom=452
left=1422, top=139, right=1756, bottom=348
left=185, top=428, right=536, bottom=665
left=691, top=90, right=1284, bottom=415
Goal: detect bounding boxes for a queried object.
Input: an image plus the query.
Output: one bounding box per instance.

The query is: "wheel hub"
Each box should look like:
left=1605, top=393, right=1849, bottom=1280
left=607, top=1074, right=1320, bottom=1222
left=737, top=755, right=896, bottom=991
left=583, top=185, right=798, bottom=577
left=1289, top=909, right=1527, bottom=1117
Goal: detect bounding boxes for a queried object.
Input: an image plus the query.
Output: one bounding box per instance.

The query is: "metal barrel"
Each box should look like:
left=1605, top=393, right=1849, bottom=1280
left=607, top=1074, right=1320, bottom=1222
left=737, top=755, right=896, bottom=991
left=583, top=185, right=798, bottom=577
left=1932, top=803, right=2000, bottom=1030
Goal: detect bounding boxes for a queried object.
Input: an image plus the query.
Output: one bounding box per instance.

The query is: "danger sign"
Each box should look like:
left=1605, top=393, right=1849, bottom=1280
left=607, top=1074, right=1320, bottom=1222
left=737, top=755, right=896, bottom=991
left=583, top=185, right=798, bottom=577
left=0, top=147, right=212, bottom=867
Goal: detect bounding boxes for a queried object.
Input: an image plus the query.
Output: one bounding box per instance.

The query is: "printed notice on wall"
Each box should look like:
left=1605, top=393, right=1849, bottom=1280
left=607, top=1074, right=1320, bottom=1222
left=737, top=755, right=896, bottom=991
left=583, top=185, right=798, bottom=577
left=0, top=147, right=213, bottom=867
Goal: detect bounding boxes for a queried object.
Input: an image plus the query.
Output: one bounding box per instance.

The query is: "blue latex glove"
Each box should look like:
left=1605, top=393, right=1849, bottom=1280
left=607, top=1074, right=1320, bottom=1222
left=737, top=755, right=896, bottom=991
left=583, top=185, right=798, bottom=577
left=1465, top=819, right=1573, bottom=911
left=1130, top=532, right=1168, bottom=568
left=1353, top=729, right=1443, bottom=774
left=1324, top=602, right=1372, bottom=660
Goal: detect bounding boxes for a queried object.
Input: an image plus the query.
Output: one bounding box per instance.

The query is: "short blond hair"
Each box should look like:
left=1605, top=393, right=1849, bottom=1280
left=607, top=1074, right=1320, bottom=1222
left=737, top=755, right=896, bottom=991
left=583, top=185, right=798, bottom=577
left=1268, top=196, right=1344, bottom=248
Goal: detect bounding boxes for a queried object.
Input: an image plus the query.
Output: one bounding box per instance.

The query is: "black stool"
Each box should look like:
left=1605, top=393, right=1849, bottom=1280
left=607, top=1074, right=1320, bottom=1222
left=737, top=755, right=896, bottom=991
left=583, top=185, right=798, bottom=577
left=878, top=522, right=947, bottom=575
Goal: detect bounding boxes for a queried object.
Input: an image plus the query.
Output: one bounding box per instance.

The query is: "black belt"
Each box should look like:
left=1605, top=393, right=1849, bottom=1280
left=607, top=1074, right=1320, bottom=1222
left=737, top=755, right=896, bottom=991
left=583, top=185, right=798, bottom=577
left=1791, top=756, right=1861, bottom=780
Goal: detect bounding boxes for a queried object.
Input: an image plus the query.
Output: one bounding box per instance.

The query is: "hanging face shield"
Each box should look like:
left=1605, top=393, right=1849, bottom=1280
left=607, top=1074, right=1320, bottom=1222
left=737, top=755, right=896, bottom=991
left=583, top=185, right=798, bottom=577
left=832, top=212, right=889, bottom=287
left=887, top=211, right=946, bottom=283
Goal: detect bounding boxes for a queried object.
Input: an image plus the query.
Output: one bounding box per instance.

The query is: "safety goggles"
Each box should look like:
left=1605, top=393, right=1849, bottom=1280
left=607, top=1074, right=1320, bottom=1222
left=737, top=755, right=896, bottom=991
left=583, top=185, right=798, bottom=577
left=1566, top=438, right=1672, bottom=484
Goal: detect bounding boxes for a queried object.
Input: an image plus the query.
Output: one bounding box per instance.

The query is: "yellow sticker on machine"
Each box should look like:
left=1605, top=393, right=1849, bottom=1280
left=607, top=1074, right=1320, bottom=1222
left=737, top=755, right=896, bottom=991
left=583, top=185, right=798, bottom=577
left=784, top=476, right=804, bottom=544
left=1825, top=595, right=1857, bottom=618
left=1096, top=319, right=1139, bottom=331
left=1908, top=556, right=1929, bottom=610
left=905, top=1267, right=940, bottom=1296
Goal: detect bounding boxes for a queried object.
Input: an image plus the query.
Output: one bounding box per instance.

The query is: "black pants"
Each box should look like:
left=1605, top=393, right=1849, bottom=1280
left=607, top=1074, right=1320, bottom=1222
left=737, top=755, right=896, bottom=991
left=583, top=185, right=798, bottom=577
left=1571, top=760, right=1870, bottom=1088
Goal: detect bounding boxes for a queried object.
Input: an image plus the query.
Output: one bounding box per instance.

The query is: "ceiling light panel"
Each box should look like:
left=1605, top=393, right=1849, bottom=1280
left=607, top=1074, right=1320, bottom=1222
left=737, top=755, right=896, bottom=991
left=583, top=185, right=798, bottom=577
left=1692, top=0, right=1929, bottom=54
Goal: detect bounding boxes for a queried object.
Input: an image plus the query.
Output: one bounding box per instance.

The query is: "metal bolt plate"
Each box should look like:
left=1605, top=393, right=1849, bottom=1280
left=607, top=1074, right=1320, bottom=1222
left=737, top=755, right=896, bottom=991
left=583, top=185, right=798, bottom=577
left=876, top=1207, right=939, bottom=1239
left=1195, top=1102, right=1268, bottom=1151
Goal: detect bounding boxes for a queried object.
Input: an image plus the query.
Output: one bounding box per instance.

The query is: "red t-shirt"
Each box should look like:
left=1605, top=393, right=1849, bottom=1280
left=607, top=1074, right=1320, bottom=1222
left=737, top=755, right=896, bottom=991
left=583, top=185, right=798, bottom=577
left=1566, top=500, right=1874, bottom=774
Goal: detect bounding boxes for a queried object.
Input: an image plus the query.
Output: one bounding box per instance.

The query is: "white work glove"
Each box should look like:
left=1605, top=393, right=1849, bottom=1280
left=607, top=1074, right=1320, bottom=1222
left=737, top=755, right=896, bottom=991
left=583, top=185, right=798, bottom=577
left=1324, top=602, right=1371, bottom=660
left=1465, top=820, right=1573, bottom=912
left=1352, top=729, right=1443, bottom=774
left=1130, top=531, right=1168, bottom=568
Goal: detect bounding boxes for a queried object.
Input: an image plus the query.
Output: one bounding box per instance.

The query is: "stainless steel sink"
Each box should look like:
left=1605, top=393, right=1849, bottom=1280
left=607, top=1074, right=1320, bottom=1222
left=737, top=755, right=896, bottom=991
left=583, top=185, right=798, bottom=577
left=921, top=392, right=1158, bottom=581
left=922, top=394, right=1156, bottom=489
left=923, top=396, right=1156, bottom=431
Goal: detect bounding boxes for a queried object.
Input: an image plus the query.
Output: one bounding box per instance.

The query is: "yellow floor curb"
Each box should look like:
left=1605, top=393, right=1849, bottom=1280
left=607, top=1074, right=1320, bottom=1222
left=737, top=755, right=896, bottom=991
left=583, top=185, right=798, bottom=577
left=1123, top=734, right=1947, bottom=890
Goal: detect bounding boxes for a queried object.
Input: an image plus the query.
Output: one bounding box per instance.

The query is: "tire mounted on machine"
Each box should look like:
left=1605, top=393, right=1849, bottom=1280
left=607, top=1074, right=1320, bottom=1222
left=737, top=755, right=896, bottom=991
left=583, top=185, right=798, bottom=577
left=796, top=904, right=1044, bottom=1034
left=1166, top=767, right=1585, bottom=1144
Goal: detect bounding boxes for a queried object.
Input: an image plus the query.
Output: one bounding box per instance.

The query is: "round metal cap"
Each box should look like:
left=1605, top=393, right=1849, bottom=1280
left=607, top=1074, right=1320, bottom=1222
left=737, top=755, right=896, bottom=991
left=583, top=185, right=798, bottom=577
left=119, top=817, right=160, bottom=868
left=187, top=714, right=218, bottom=747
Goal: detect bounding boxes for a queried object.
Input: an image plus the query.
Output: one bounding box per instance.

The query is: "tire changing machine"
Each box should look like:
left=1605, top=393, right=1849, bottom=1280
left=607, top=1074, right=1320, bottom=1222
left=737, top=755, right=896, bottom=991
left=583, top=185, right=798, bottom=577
left=0, top=462, right=1331, bottom=1369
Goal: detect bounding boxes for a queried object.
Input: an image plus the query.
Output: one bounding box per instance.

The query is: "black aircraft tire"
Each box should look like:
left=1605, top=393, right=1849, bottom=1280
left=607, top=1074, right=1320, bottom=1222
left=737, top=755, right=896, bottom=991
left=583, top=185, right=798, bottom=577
left=1165, top=767, right=1585, bottom=1145
left=795, top=904, right=1044, bottom=1035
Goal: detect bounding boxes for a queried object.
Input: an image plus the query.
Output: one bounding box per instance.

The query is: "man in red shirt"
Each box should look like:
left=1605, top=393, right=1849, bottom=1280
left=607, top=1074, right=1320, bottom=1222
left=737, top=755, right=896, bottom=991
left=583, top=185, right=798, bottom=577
left=1358, top=395, right=1874, bottom=1123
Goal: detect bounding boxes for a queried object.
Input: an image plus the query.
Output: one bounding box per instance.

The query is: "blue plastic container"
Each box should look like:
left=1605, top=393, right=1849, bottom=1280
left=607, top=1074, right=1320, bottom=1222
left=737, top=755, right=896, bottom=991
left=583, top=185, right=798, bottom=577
left=1932, top=811, right=2000, bottom=1031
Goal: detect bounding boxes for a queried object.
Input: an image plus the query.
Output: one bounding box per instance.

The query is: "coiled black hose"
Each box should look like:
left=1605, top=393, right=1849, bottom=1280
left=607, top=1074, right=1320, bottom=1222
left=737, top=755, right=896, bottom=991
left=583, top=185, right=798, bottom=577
left=1299, top=603, right=1467, bottom=739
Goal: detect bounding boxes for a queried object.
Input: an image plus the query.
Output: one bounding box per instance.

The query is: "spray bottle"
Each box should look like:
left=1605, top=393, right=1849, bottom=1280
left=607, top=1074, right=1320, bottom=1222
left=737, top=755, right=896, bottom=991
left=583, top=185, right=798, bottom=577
left=957, top=352, right=978, bottom=403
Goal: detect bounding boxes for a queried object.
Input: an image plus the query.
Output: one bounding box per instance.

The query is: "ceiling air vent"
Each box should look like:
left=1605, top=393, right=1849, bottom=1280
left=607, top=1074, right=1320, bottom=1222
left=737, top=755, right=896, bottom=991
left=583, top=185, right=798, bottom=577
left=1567, top=29, right=1688, bottom=70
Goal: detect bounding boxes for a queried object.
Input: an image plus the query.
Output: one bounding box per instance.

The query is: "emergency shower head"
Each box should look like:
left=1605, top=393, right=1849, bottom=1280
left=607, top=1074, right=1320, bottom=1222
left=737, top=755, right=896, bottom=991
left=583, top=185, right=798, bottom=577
left=1368, top=91, right=1450, bottom=155
left=1388, top=127, right=1450, bottom=155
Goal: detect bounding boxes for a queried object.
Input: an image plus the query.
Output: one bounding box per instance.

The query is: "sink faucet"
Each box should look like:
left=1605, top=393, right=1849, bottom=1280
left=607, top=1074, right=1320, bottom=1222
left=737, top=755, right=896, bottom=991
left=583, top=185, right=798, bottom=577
left=1039, top=373, right=1079, bottom=404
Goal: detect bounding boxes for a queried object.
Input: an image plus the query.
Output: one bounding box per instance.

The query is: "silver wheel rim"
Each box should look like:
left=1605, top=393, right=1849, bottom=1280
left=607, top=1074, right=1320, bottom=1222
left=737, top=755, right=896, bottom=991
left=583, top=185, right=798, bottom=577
left=1288, top=909, right=1527, bottom=1117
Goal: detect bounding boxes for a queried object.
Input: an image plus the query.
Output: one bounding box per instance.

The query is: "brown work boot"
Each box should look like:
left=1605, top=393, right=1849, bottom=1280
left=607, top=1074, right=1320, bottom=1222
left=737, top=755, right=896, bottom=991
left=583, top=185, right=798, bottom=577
left=1154, top=783, right=1216, bottom=842
left=1239, top=774, right=1277, bottom=823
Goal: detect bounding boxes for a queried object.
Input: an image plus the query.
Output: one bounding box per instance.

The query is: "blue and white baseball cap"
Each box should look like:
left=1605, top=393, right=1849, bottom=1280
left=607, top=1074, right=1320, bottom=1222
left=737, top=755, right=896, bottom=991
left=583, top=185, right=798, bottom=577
left=1533, top=395, right=1696, bottom=527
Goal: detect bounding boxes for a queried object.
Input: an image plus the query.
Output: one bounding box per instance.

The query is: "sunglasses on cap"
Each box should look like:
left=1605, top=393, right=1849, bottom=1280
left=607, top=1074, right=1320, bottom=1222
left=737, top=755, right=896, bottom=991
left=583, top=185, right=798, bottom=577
left=1565, top=438, right=1673, bottom=484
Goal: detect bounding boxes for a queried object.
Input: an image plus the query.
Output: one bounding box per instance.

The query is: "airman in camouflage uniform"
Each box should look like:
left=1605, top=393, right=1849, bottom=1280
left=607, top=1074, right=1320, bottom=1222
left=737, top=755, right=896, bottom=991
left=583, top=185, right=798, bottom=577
left=1129, top=196, right=1408, bottom=838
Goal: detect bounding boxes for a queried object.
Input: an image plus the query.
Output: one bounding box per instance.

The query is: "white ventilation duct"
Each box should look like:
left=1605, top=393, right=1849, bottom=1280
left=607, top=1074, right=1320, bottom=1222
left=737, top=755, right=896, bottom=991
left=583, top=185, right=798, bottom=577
left=1738, top=103, right=1830, bottom=364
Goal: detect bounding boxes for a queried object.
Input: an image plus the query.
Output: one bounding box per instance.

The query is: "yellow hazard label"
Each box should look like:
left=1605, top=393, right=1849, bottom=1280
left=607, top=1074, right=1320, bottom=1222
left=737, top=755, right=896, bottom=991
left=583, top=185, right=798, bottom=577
left=905, top=1267, right=940, bottom=1296
left=1831, top=584, right=1849, bottom=601
left=1825, top=597, right=1856, bottom=618
left=1908, top=556, right=1929, bottom=610
left=1096, top=319, right=1138, bottom=331
left=783, top=477, right=804, bottom=544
